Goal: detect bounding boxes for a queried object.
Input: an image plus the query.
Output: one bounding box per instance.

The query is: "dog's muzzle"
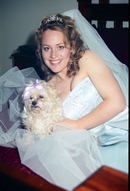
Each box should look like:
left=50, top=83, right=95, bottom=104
left=32, top=101, right=37, bottom=108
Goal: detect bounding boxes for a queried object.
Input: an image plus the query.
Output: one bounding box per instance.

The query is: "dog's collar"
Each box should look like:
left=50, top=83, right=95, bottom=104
left=23, top=79, right=44, bottom=100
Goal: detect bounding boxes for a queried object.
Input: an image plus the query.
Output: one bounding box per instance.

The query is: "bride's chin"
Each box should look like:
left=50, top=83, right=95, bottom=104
left=51, top=67, right=61, bottom=73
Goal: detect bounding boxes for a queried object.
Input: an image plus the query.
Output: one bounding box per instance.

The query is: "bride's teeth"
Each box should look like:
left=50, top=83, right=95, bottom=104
left=51, top=61, right=60, bottom=64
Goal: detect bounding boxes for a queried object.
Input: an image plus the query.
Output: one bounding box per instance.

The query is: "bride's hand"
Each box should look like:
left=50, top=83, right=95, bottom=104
left=56, top=118, right=79, bottom=129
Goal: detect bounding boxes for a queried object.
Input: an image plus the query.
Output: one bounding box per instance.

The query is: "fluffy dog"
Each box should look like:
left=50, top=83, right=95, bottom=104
left=21, top=79, right=64, bottom=139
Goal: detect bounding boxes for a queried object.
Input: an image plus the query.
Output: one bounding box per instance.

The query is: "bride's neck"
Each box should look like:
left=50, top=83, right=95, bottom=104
left=55, top=74, right=67, bottom=82
left=55, top=70, right=69, bottom=82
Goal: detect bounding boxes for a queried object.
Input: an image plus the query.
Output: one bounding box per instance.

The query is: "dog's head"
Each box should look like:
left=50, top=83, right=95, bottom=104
left=22, top=79, right=62, bottom=115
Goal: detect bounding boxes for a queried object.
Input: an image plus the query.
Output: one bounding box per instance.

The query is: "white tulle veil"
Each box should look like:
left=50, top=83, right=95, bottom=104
left=0, top=9, right=128, bottom=191
left=63, top=9, right=128, bottom=105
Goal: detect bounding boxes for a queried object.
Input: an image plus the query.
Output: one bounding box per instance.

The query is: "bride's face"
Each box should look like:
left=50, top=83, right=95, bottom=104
left=41, top=29, right=71, bottom=74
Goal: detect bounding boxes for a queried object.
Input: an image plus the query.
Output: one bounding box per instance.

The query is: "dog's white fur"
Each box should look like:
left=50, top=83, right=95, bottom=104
left=21, top=80, right=64, bottom=138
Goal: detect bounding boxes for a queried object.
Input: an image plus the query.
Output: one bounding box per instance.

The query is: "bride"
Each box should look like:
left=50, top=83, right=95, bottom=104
left=0, top=9, right=128, bottom=191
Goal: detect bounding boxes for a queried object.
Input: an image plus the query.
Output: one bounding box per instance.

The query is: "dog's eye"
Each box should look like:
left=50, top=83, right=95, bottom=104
left=30, top=96, right=33, bottom=99
left=39, top=95, right=43, bottom=99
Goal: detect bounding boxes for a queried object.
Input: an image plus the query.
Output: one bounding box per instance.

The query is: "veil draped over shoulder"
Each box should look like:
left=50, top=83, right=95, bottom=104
left=63, top=9, right=128, bottom=105
left=0, top=9, right=128, bottom=191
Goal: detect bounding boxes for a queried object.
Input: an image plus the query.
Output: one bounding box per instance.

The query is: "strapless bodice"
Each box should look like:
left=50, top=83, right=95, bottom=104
left=63, top=77, right=101, bottom=120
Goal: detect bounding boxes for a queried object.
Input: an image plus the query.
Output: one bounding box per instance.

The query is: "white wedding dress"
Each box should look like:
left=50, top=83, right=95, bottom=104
left=0, top=9, right=128, bottom=191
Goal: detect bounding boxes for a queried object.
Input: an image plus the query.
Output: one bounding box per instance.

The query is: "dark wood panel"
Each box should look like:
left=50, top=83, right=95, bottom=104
left=0, top=161, right=65, bottom=191
left=77, top=0, right=129, bottom=28
left=83, top=4, right=128, bottom=21
left=0, top=161, right=128, bottom=191
left=74, top=166, right=128, bottom=191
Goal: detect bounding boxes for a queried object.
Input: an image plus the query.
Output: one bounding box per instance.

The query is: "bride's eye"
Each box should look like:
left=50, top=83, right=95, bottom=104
left=42, top=46, right=50, bottom=51
left=58, top=45, right=64, bottom=50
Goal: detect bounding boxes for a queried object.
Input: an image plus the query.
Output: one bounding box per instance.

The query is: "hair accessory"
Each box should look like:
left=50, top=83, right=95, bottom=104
left=46, top=15, right=63, bottom=23
left=23, top=79, right=44, bottom=100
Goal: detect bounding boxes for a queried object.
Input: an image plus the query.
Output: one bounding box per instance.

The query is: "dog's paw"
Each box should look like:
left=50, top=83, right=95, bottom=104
left=47, top=124, right=54, bottom=135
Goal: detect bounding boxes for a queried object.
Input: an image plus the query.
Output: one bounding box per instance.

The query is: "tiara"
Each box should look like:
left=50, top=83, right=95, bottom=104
left=46, top=15, right=63, bottom=23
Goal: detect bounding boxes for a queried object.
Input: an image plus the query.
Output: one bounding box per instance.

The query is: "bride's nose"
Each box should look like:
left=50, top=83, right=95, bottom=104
left=50, top=48, right=58, bottom=58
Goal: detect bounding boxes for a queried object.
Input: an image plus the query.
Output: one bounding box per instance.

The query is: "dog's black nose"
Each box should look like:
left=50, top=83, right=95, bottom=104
left=32, top=101, right=37, bottom=106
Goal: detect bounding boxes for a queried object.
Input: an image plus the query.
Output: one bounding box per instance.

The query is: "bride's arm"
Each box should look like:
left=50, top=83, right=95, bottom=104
left=58, top=50, right=126, bottom=130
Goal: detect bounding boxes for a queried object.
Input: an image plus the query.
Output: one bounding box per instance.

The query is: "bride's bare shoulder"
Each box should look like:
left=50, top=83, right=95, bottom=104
left=80, top=49, right=104, bottom=66
left=81, top=49, right=98, bottom=59
left=79, top=50, right=95, bottom=66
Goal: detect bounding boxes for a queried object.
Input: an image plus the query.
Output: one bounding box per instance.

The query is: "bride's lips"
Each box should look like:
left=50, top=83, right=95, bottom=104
left=50, top=60, right=62, bottom=65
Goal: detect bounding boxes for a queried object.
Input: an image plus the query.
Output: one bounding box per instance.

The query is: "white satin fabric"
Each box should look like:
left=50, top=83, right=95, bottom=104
left=0, top=9, right=128, bottom=191
left=63, top=77, right=128, bottom=143
left=63, top=76, right=128, bottom=174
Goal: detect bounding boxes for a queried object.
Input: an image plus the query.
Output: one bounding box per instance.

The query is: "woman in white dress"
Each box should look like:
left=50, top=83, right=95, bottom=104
left=0, top=9, right=128, bottom=191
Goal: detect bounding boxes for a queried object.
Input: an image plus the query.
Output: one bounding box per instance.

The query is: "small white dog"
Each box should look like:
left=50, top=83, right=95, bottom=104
left=21, top=79, right=64, bottom=139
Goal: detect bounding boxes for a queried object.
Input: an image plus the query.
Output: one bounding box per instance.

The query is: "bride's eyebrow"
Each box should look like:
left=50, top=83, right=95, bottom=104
left=42, top=44, right=49, bottom=46
left=42, top=43, right=65, bottom=47
left=56, top=43, right=65, bottom=46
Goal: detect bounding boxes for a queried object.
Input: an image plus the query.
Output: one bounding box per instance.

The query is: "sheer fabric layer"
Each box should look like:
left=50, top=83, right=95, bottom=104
left=15, top=125, right=103, bottom=190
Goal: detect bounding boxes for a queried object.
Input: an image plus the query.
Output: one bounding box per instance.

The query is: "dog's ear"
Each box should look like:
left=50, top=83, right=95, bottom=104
left=40, top=80, right=60, bottom=101
left=21, top=90, right=27, bottom=106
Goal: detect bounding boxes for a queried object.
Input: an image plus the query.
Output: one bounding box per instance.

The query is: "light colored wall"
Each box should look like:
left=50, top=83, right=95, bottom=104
left=0, top=0, right=78, bottom=76
left=0, top=0, right=128, bottom=76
